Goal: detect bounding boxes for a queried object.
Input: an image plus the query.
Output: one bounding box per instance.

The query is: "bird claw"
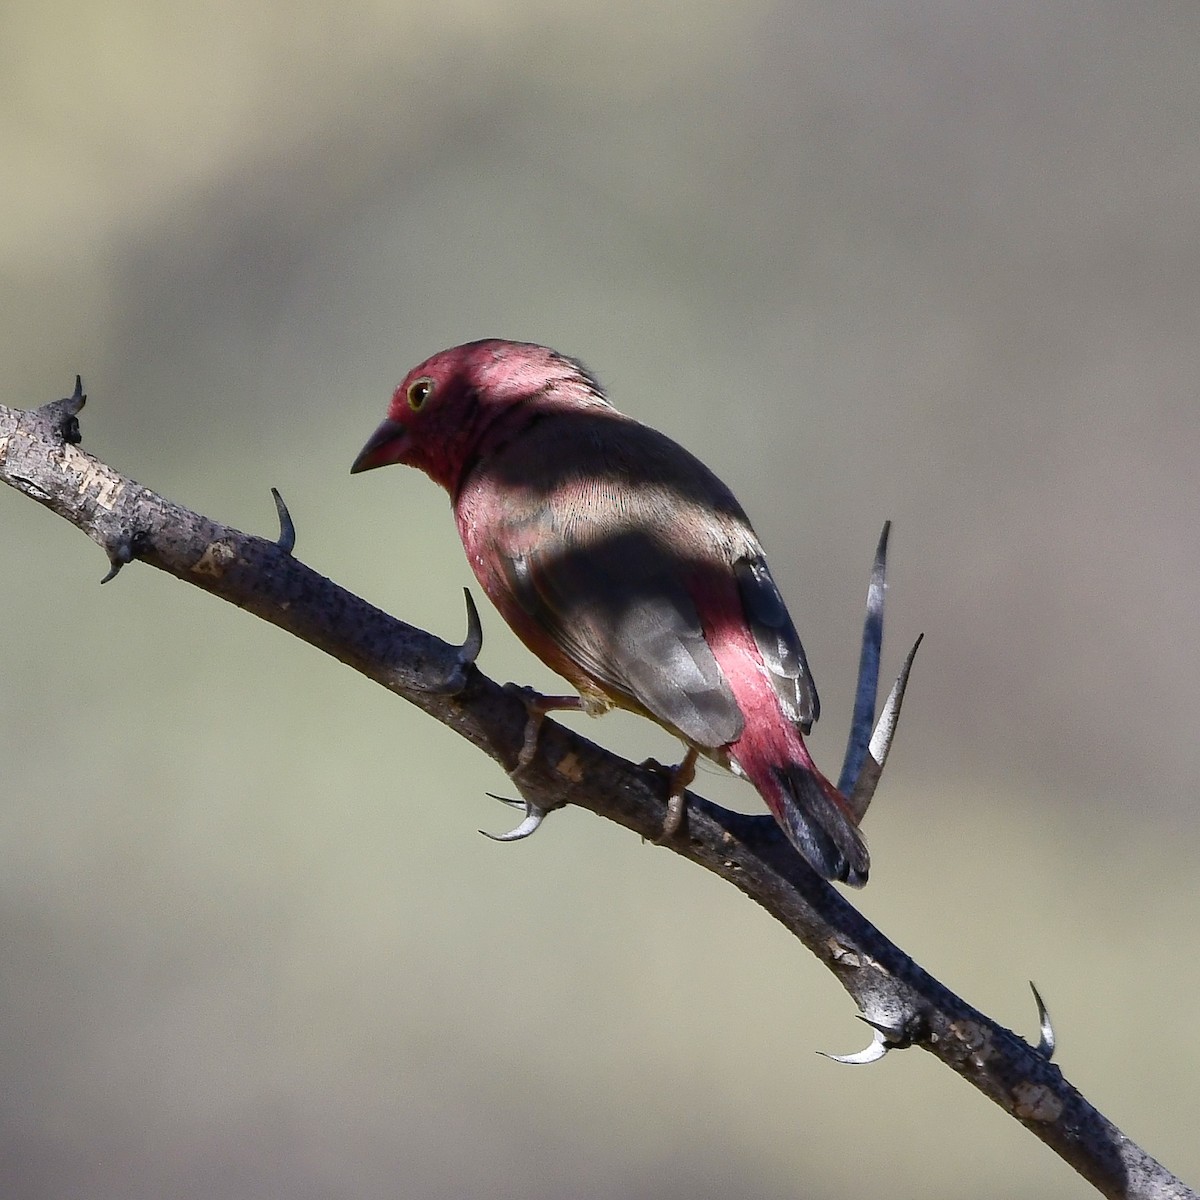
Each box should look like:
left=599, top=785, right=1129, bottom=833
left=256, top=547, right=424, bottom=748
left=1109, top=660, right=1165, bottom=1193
left=426, top=588, right=485, bottom=695
left=480, top=792, right=548, bottom=841
left=504, top=684, right=549, bottom=770
left=661, top=790, right=687, bottom=839
left=1029, top=981, right=1056, bottom=1060
left=642, top=747, right=699, bottom=841
left=271, top=487, right=296, bottom=554
left=502, top=684, right=584, bottom=772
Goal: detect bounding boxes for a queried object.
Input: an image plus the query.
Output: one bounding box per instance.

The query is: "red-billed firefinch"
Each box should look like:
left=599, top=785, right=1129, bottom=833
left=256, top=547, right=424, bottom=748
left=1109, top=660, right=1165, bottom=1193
left=352, top=340, right=867, bottom=885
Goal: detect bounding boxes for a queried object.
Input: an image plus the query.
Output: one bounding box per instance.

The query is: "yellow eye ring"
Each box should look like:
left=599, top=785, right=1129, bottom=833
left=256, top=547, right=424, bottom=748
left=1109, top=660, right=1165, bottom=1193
left=407, top=377, right=434, bottom=411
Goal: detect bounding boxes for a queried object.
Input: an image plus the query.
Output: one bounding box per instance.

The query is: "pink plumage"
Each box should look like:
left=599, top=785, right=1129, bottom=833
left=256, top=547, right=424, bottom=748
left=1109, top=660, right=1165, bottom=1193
left=352, top=339, right=868, bottom=885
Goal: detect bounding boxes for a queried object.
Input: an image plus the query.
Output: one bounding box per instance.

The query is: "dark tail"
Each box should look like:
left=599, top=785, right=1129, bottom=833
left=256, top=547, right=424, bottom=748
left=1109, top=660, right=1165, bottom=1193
left=773, top=766, right=869, bottom=887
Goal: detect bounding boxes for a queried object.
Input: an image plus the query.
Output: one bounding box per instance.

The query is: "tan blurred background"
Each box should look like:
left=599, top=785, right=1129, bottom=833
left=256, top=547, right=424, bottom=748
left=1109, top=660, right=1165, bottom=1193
left=3, top=3, right=1199, bottom=1197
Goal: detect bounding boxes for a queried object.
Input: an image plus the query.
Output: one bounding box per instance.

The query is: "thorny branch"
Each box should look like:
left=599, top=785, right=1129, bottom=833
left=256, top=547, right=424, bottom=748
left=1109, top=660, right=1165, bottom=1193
left=0, top=381, right=1193, bottom=1200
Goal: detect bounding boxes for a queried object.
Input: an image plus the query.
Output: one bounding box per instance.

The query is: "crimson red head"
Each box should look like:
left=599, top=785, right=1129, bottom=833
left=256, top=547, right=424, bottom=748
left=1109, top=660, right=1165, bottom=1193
left=350, top=339, right=609, bottom=494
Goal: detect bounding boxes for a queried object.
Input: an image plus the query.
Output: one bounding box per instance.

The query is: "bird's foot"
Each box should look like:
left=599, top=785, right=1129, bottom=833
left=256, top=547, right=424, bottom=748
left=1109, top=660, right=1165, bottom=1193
left=642, top=746, right=699, bottom=842
left=502, top=684, right=584, bottom=773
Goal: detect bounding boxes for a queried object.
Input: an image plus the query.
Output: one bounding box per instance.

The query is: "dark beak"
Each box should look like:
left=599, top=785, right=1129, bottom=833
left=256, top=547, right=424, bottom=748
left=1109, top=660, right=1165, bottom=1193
left=350, top=418, right=408, bottom=474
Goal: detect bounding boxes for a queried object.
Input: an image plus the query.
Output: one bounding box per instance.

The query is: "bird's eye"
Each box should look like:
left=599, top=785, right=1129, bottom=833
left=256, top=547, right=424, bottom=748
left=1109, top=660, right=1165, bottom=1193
left=407, top=377, right=434, bottom=411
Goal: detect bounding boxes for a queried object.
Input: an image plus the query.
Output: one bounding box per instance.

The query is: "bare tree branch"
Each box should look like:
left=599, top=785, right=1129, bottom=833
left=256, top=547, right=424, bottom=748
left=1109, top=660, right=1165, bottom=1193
left=1, top=384, right=1193, bottom=1200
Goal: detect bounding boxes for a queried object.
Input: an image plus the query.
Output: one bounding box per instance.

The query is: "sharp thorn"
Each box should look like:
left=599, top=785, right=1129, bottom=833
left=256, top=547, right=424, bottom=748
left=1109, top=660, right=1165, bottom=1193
left=271, top=487, right=296, bottom=554
left=857, top=1013, right=909, bottom=1041
left=847, top=632, right=923, bottom=821
left=480, top=798, right=547, bottom=842
left=425, top=588, right=485, bottom=695
left=59, top=375, right=86, bottom=442
left=100, top=530, right=146, bottom=584
left=1029, top=981, right=1056, bottom=1060
left=38, top=377, right=87, bottom=441
left=67, top=375, right=85, bottom=410
left=838, top=521, right=891, bottom=796
left=68, top=375, right=86, bottom=411
left=819, top=1026, right=891, bottom=1065
left=99, top=557, right=126, bottom=585
left=485, top=791, right=527, bottom=811
left=458, top=588, right=483, bottom=666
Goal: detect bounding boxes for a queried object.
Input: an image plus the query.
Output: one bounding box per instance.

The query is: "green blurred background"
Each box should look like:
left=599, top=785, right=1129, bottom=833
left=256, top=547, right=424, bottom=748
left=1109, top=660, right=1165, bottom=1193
left=3, top=3, right=1199, bottom=1197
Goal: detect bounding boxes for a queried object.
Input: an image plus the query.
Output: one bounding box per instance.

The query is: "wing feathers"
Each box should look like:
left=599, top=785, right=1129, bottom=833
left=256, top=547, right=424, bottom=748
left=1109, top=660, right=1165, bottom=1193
left=502, top=539, right=744, bottom=748
left=735, top=557, right=820, bottom=732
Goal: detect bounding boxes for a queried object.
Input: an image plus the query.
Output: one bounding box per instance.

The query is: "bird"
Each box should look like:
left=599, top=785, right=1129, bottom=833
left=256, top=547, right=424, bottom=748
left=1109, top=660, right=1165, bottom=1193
left=351, top=339, right=868, bottom=885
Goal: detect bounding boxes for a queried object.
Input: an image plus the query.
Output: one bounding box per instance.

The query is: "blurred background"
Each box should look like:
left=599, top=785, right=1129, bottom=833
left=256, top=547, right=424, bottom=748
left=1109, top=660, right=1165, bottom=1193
left=3, top=3, right=1198, bottom=1197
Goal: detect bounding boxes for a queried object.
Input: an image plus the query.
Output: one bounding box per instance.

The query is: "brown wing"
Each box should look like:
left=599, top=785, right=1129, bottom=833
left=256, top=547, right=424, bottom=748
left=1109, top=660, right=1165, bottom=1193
left=500, top=523, right=744, bottom=749
left=470, top=406, right=816, bottom=750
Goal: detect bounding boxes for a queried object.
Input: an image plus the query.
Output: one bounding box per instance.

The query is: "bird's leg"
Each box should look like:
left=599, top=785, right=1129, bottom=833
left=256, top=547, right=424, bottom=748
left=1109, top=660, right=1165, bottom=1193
left=503, top=684, right=585, bottom=772
left=482, top=687, right=584, bottom=845
left=656, top=745, right=699, bottom=841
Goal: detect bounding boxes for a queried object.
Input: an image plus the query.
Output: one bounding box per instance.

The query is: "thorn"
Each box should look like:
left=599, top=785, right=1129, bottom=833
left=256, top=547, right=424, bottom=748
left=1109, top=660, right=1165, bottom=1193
left=457, top=588, right=483, bottom=666
left=1029, top=981, right=1056, bottom=1060
left=838, top=522, right=890, bottom=796
left=480, top=794, right=547, bottom=841
left=63, top=375, right=87, bottom=440
left=846, top=632, right=923, bottom=823
left=40, top=375, right=87, bottom=444
left=99, top=554, right=129, bottom=585
left=484, top=791, right=526, bottom=810
left=425, top=589, right=485, bottom=695
left=858, top=1013, right=912, bottom=1043
left=99, top=529, right=147, bottom=584
left=820, top=1023, right=891, bottom=1065
left=271, top=487, right=296, bottom=554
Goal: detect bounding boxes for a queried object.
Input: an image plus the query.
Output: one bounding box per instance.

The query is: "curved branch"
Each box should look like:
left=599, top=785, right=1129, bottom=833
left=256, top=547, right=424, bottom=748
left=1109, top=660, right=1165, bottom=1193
left=0, top=387, right=1192, bottom=1200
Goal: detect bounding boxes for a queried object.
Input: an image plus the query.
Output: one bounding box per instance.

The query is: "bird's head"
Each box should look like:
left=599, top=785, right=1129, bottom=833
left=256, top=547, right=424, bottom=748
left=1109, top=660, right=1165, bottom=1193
left=351, top=339, right=609, bottom=494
